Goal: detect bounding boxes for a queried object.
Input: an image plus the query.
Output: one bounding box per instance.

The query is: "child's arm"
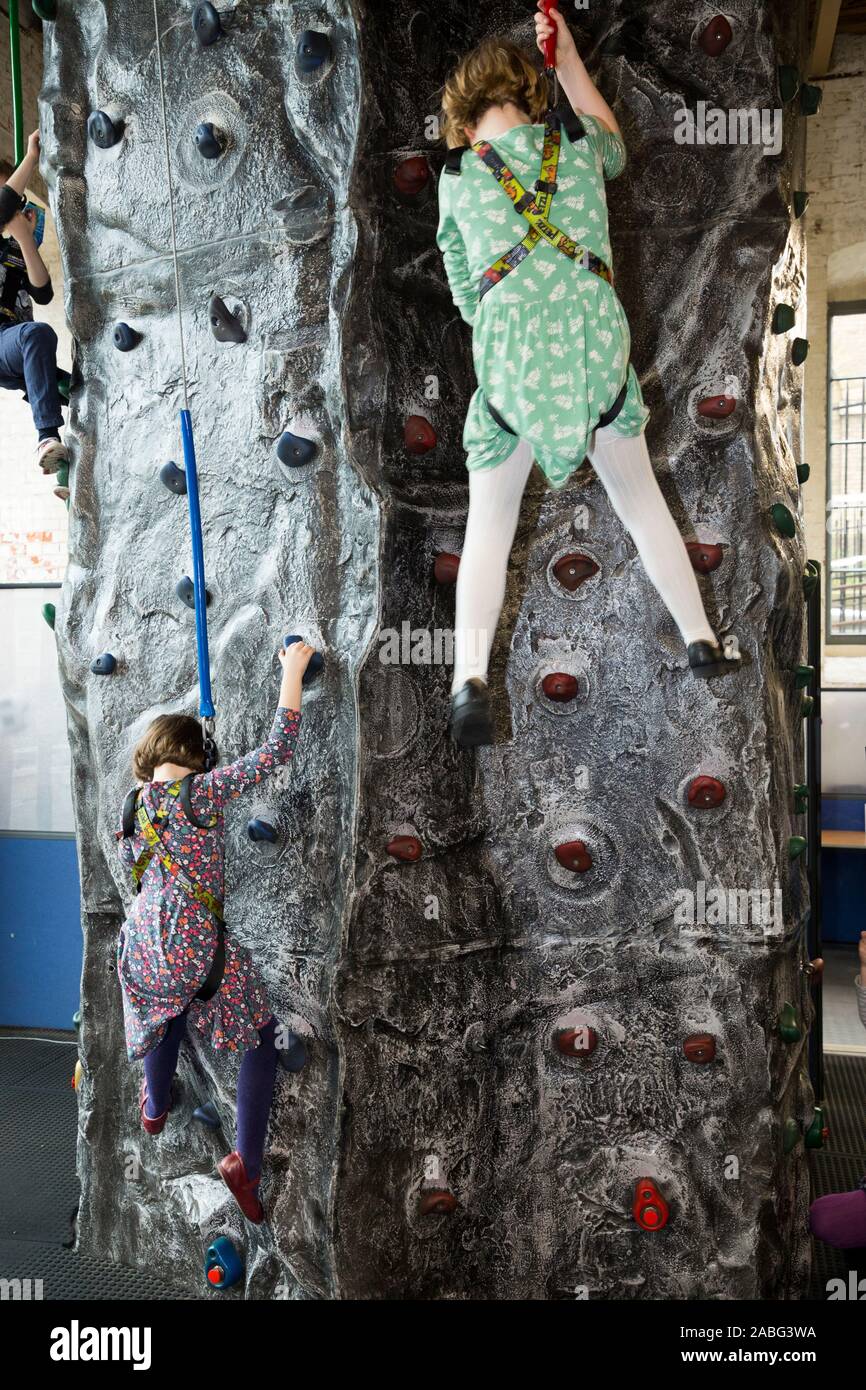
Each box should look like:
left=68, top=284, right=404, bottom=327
left=436, top=172, right=478, bottom=327
left=857, top=931, right=866, bottom=1031
left=535, top=7, right=622, bottom=137
left=6, top=211, right=52, bottom=297
left=3, top=129, right=40, bottom=198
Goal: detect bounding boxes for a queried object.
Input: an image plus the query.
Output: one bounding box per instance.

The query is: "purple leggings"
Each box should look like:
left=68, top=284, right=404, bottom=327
left=810, top=1187, right=866, bottom=1249
left=143, top=1012, right=279, bottom=1184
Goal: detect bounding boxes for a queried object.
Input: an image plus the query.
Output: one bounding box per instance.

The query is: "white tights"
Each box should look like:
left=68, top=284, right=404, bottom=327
left=451, top=425, right=718, bottom=693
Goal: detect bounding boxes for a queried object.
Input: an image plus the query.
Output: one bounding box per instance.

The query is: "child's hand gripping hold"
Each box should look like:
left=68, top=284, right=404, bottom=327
left=278, top=639, right=317, bottom=712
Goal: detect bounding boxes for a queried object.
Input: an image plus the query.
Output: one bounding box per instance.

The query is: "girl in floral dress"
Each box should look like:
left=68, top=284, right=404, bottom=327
left=116, top=639, right=315, bottom=1223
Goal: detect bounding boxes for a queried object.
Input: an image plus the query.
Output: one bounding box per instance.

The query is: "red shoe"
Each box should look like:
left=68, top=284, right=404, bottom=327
left=218, top=1151, right=264, bottom=1224
left=139, top=1079, right=172, bottom=1135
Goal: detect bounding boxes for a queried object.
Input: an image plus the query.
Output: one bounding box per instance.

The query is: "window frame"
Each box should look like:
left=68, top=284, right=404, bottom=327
left=825, top=299, right=866, bottom=646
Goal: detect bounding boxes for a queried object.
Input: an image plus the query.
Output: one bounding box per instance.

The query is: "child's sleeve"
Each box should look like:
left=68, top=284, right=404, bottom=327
left=857, top=975, right=866, bottom=1031
left=581, top=113, right=628, bottom=181
left=194, top=707, right=302, bottom=812
left=436, top=167, right=478, bottom=326
left=27, top=276, right=53, bottom=305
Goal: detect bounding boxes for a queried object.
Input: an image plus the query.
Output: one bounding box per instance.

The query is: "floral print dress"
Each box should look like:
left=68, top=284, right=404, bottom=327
left=116, top=707, right=301, bottom=1061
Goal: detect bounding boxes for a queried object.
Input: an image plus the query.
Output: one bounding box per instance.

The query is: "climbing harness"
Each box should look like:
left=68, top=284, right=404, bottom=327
left=152, top=0, right=217, bottom=772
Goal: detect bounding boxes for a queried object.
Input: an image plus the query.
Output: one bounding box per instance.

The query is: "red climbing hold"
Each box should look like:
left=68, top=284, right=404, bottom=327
left=404, top=416, right=436, bottom=455
left=393, top=156, right=430, bottom=196
left=697, top=394, right=736, bottom=419
left=687, top=775, right=726, bottom=809
left=387, top=835, right=422, bottom=862
left=554, top=840, right=592, bottom=873
left=419, top=1189, right=458, bottom=1216
left=553, top=553, right=599, bottom=592
left=633, top=1178, right=669, bottom=1231
left=542, top=673, right=579, bottom=703
left=699, top=15, right=733, bottom=56
left=683, top=1033, right=716, bottom=1064
left=806, top=957, right=824, bottom=983
left=434, top=552, right=460, bottom=584
left=685, top=541, right=724, bottom=575
left=554, top=1026, right=598, bottom=1058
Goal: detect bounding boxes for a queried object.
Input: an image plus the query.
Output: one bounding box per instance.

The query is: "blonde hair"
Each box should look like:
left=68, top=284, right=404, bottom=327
left=440, top=37, right=549, bottom=150
left=132, top=714, right=206, bottom=782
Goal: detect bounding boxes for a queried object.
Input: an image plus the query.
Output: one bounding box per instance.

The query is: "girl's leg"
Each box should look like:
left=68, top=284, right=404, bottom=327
left=451, top=438, right=536, bottom=694
left=586, top=425, right=718, bottom=648
left=142, top=1011, right=188, bottom=1119
left=236, top=1016, right=280, bottom=1186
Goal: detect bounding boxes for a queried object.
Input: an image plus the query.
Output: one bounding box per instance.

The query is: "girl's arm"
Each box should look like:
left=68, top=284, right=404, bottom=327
left=857, top=932, right=866, bottom=1031
left=535, top=6, right=622, bottom=137
left=436, top=171, right=478, bottom=327
left=4, top=130, right=40, bottom=197
left=6, top=212, right=51, bottom=292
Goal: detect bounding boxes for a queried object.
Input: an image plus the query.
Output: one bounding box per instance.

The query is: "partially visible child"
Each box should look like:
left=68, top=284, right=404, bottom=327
left=116, top=639, right=316, bottom=1225
left=0, top=129, right=68, bottom=478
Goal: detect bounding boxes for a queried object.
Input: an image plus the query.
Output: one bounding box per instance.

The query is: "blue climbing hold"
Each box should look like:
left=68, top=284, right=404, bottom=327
left=205, top=1236, right=243, bottom=1290
left=193, top=1101, right=221, bottom=1129
left=176, top=575, right=211, bottom=609
left=277, top=1031, right=308, bottom=1073
left=88, top=111, right=122, bottom=149
left=193, top=2, right=222, bottom=46
left=297, top=30, right=332, bottom=72
left=160, top=460, right=187, bottom=495
left=113, top=323, right=141, bottom=352
left=284, top=634, right=324, bottom=683
left=90, top=653, right=117, bottom=676
left=247, top=818, right=278, bottom=844
left=195, top=122, right=223, bottom=160
left=276, top=432, right=318, bottom=468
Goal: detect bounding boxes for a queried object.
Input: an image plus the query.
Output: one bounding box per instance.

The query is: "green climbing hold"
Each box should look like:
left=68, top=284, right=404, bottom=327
left=802, top=561, right=819, bottom=599
left=782, top=1116, right=800, bottom=1154
left=778, top=65, right=801, bottom=102
left=792, top=338, right=809, bottom=365
left=33, top=0, right=57, bottom=19
left=805, top=1107, right=825, bottom=1150
left=57, top=369, right=71, bottom=402
left=793, top=783, right=808, bottom=815
left=772, top=304, right=796, bottom=334
left=793, top=191, right=810, bottom=218
left=788, top=835, right=807, bottom=860
left=797, top=463, right=810, bottom=484
left=771, top=503, right=796, bottom=539
left=794, top=666, right=813, bottom=690
left=42, top=603, right=56, bottom=630
left=800, top=83, right=823, bottom=116
left=801, top=694, right=815, bottom=717
left=73, top=1010, right=81, bottom=1030
left=779, top=1002, right=802, bottom=1044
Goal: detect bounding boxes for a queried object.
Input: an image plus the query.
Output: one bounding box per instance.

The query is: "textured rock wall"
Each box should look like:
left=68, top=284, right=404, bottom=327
left=45, top=0, right=812, bottom=1299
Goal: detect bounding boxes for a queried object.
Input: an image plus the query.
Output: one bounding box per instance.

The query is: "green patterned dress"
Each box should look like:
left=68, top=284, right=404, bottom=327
left=436, top=112, right=649, bottom=490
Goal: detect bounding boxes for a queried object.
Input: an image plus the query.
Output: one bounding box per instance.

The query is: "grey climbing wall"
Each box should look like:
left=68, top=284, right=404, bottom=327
left=43, top=0, right=814, bottom=1299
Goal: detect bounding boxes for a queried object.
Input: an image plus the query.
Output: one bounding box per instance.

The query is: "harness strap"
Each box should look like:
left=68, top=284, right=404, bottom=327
left=128, top=780, right=223, bottom=921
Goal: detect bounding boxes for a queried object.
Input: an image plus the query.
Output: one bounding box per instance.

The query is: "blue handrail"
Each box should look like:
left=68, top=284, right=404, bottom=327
left=180, top=409, right=214, bottom=720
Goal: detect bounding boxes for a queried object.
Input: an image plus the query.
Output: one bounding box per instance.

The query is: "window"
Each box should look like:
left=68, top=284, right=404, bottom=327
left=827, top=302, right=866, bottom=642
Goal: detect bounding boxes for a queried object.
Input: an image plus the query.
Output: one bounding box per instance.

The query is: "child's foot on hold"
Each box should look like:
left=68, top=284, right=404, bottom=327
left=450, top=677, right=494, bottom=747
left=139, top=1078, right=173, bottom=1136
left=688, top=637, right=742, bottom=679
left=218, top=1151, right=264, bottom=1224
left=36, top=436, right=68, bottom=475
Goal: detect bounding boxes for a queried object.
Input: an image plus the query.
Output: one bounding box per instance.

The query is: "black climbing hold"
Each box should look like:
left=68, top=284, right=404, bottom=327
left=208, top=293, right=247, bottom=344
left=113, top=323, right=142, bottom=352
left=793, top=191, right=810, bottom=218
left=247, top=818, right=278, bottom=844
left=277, top=1031, right=308, bottom=1073
left=193, top=2, right=222, bottom=46
left=297, top=29, right=332, bottom=73
left=90, top=653, right=116, bottom=676
left=284, top=634, right=324, bottom=683
left=195, top=122, right=223, bottom=160
left=33, top=0, right=58, bottom=19
left=772, top=304, right=796, bottom=334
left=276, top=432, right=318, bottom=468
left=797, top=463, right=810, bottom=484
left=778, top=66, right=801, bottom=103
left=794, top=665, right=814, bottom=690
left=792, top=338, right=809, bottom=366
left=802, top=560, right=820, bottom=598
left=88, top=111, right=122, bottom=149
left=800, top=84, right=823, bottom=116
left=193, top=1102, right=221, bottom=1128
left=771, top=503, right=796, bottom=539
left=176, top=575, right=211, bottom=609
left=160, top=460, right=187, bottom=495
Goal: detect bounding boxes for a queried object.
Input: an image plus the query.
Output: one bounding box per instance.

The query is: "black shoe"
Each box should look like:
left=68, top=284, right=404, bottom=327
left=450, top=679, right=493, bottom=747
left=688, top=639, right=742, bottom=679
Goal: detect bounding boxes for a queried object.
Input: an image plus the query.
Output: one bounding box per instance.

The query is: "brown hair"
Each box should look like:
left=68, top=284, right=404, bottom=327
left=132, top=714, right=206, bottom=782
left=440, top=37, right=549, bottom=150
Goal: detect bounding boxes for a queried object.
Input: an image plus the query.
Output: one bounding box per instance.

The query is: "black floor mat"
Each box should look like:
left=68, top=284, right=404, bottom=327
left=808, top=1052, right=866, bottom=1300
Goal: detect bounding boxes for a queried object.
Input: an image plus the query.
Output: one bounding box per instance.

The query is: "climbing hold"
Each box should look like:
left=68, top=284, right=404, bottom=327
left=176, top=575, right=211, bottom=609
left=276, top=1031, right=308, bottom=1073
left=42, top=603, right=56, bottom=630
left=283, top=634, right=324, bottom=683
left=247, top=818, right=277, bottom=844
left=195, top=122, right=223, bottom=160
left=697, top=394, right=736, bottom=419
left=802, top=561, right=820, bottom=599
left=801, top=694, right=815, bottom=717
left=552, top=552, right=599, bottom=592
left=772, top=304, right=796, bottom=334
left=393, top=156, right=430, bottom=197
left=193, top=3, right=223, bottom=46
left=193, top=1102, right=221, bottom=1129
left=71, top=1059, right=83, bottom=1091
left=276, top=431, right=318, bottom=468
left=633, top=1178, right=669, bottom=1232
left=778, top=1002, right=802, bottom=1044
left=87, top=111, right=122, bottom=149
left=204, top=1236, right=243, bottom=1290
left=791, top=338, right=809, bottom=366
left=160, top=460, right=187, bottom=495
left=778, top=66, right=801, bottom=103
left=33, top=0, right=57, bottom=19
left=698, top=15, right=733, bottom=56
left=686, top=775, right=726, bottom=809
left=297, top=30, right=332, bottom=73
left=404, top=415, right=437, bottom=456
left=554, top=840, right=592, bottom=873
left=90, top=653, right=117, bottom=676
left=805, top=1107, right=825, bottom=1150
left=54, top=463, right=70, bottom=504
left=433, top=552, right=460, bottom=584
left=793, top=191, right=810, bottom=218
left=771, top=503, right=795, bottom=539
left=797, top=463, right=810, bottom=484
left=805, top=957, right=824, bottom=983
left=683, top=1033, right=716, bottom=1064
left=542, top=673, right=579, bottom=703
left=782, top=1117, right=800, bottom=1154
left=795, top=664, right=814, bottom=689
left=685, top=541, right=724, bottom=574
left=419, top=1188, right=458, bottom=1216
left=113, top=323, right=142, bottom=353
left=793, top=783, right=809, bottom=814
left=387, top=835, right=422, bottom=862
left=208, top=294, right=247, bottom=345
left=72, top=1010, right=81, bottom=1030
left=554, top=1026, right=598, bottom=1058
left=56, top=369, right=72, bottom=402
left=788, top=835, right=807, bottom=860
left=800, top=83, right=823, bottom=116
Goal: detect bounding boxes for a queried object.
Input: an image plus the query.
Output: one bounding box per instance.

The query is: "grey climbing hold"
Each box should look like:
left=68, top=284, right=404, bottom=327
left=297, top=29, right=331, bottom=72
left=88, top=111, right=122, bottom=149
left=113, top=323, right=141, bottom=352
left=277, top=1031, right=308, bottom=1073
left=160, top=461, right=187, bottom=495
left=193, top=3, right=222, bottom=46
left=176, top=576, right=211, bottom=609
left=195, top=122, right=223, bottom=160
left=208, top=294, right=247, bottom=344
left=276, top=432, right=318, bottom=468
left=90, top=653, right=117, bottom=675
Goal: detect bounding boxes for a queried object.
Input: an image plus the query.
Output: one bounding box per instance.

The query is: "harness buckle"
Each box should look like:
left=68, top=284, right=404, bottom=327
left=535, top=178, right=558, bottom=195
left=514, top=191, right=536, bottom=215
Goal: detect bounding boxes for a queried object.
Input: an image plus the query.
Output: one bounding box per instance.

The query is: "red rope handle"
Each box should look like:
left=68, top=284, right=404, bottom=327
left=541, top=0, right=559, bottom=70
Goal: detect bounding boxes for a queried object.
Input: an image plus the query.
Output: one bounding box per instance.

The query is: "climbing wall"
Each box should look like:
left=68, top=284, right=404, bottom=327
left=43, top=0, right=816, bottom=1298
